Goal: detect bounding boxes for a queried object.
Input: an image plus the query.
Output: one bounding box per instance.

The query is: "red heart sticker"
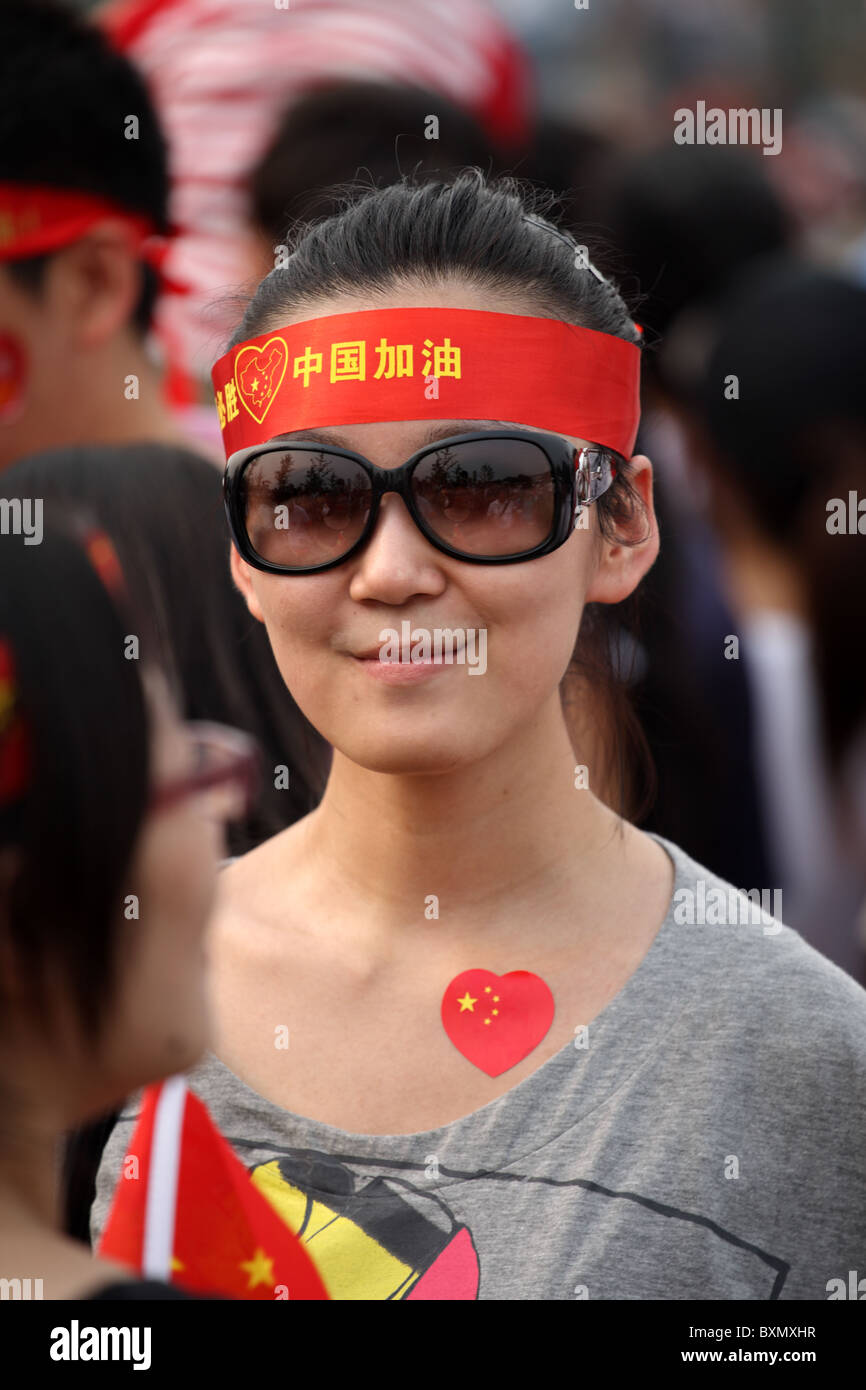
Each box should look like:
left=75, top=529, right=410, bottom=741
left=441, top=969, right=555, bottom=1077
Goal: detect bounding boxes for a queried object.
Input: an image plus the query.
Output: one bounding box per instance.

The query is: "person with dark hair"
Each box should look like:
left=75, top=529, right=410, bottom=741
left=92, top=172, right=866, bottom=1300
left=0, top=0, right=204, bottom=473
left=1, top=443, right=329, bottom=858
left=604, top=144, right=793, bottom=371
left=248, top=80, right=510, bottom=272
left=0, top=524, right=253, bottom=1298
left=95, top=0, right=533, bottom=395
left=674, top=258, right=866, bottom=979
left=599, top=143, right=796, bottom=895
left=0, top=442, right=330, bottom=1244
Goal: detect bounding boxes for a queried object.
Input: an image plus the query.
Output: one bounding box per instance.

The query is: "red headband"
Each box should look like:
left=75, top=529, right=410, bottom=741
left=211, top=307, right=641, bottom=460
left=0, top=183, right=187, bottom=295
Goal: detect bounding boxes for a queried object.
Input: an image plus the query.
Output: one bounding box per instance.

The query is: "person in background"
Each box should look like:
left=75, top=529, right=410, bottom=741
left=600, top=143, right=795, bottom=893
left=96, top=0, right=534, bottom=403
left=0, top=0, right=208, bottom=473
left=762, top=94, right=866, bottom=285
left=245, top=80, right=510, bottom=284
left=671, top=259, right=866, bottom=981
left=1, top=443, right=329, bottom=858
left=0, top=524, right=252, bottom=1297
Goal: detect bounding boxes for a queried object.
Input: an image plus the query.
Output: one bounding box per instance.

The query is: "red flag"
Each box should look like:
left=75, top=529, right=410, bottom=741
left=98, top=1077, right=329, bottom=1300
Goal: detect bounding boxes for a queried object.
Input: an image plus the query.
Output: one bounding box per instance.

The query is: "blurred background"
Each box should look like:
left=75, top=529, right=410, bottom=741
left=3, top=0, right=866, bottom=982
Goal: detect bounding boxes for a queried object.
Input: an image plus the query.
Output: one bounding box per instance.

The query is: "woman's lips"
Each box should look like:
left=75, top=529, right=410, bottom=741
left=350, top=654, right=451, bottom=684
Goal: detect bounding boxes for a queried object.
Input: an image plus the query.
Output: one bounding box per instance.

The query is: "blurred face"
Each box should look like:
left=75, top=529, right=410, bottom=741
left=93, top=679, right=224, bottom=1103
left=0, top=263, right=70, bottom=471
left=0, top=229, right=143, bottom=471
left=230, top=282, right=657, bottom=776
left=0, top=680, right=226, bottom=1128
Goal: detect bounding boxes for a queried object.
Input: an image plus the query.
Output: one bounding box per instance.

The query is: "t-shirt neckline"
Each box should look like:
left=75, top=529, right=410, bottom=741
left=199, top=832, right=693, bottom=1175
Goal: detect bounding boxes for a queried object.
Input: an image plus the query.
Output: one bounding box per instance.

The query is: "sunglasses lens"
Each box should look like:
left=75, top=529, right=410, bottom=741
left=412, top=438, right=556, bottom=557
left=241, top=449, right=372, bottom=568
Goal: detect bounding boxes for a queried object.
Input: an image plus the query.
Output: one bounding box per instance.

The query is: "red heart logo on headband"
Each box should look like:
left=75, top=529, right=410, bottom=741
left=234, top=337, right=289, bottom=425
left=441, top=969, right=555, bottom=1077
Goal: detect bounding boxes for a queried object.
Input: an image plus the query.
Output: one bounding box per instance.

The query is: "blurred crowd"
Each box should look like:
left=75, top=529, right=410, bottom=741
left=2, top=0, right=865, bottom=986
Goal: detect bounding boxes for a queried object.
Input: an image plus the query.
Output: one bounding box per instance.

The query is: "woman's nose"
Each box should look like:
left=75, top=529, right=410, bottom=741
left=347, top=493, right=446, bottom=603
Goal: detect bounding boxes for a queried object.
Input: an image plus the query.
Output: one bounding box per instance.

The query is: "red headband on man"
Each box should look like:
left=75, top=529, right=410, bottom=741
left=0, top=183, right=187, bottom=295
left=211, top=307, right=641, bottom=460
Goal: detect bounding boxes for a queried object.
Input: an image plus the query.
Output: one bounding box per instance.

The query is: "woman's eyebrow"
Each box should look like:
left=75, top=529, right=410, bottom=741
left=272, top=420, right=519, bottom=449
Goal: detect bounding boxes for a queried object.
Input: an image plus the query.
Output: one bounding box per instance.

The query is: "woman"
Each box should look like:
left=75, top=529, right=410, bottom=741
left=0, top=524, right=255, bottom=1298
left=93, top=172, right=866, bottom=1300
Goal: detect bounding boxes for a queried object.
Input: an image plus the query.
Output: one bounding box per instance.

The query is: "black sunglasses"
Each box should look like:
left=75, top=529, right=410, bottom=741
left=223, top=428, right=622, bottom=575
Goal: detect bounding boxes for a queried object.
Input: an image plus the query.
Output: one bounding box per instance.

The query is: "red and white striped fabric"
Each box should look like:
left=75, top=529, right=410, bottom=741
left=98, top=0, right=534, bottom=389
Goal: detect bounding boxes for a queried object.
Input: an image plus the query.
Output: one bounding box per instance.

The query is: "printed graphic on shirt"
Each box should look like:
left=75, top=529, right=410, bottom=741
left=247, top=1146, right=789, bottom=1300
left=250, top=1151, right=480, bottom=1300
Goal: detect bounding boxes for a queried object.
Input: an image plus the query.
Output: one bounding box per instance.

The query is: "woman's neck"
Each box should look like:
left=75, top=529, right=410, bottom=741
left=298, top=693, right=627, bottom=938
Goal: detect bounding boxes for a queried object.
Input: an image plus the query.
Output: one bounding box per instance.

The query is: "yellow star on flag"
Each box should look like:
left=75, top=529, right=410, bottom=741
left=457, top=992, right=477, bottom=1012
left=240, top=1246, right=275, bottom=1290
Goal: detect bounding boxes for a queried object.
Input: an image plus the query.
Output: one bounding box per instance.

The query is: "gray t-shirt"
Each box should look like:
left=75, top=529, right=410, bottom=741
left=91, top=833, right=866, bottom=1300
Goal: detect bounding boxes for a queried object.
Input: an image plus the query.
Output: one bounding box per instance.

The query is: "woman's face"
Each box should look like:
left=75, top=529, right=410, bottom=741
left=231, top=281, right=659, bottom=776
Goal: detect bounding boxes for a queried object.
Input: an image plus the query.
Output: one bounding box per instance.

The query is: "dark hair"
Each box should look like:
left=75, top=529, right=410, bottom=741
left=510, top=115, right=620, bottom=272
left=227, top=170, right=654, bottom=819
left=0, top=524, right=150, bottom=1047
left=249, top=81, right=509, bottom=248
left=693, top=257, right=866, bottom=782
left=0, top=0, right=170, bottom=335
left=1, top=444, right=331, bottom=853
left=604, top=144, right=791, bottom=377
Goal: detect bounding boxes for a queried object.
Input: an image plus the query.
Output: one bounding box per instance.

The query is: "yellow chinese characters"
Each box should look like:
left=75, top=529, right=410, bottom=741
left=290, top=336, right=462, bottom=388
left=331, top=341, right=365, bottom=382
left=217, top=331, right=465, bottom=432
left=373, top=338, right=413, bottom=379
left=214, top=383, right=240, bottom=429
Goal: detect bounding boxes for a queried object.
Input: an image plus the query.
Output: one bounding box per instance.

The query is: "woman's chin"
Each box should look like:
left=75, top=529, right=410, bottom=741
left=335, top=737, right=483, bottom=777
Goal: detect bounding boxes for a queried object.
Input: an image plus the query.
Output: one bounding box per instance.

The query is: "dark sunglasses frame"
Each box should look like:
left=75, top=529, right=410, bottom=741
left=223, top=428, right=623, bottom=575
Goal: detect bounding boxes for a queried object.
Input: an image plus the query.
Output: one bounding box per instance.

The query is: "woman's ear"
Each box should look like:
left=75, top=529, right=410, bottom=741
left=45, top=225, right=142, bottom=350
left=583, top=454, right=659, bottom=604
left=229, top=544, right=266, bottom=623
